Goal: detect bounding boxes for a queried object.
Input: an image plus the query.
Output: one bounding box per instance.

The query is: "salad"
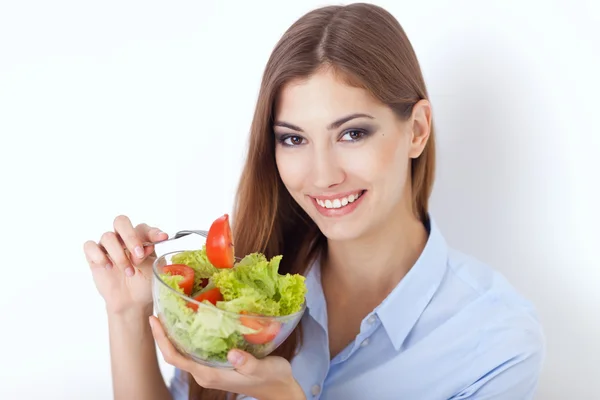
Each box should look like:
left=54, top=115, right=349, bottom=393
left=154, top=214, right=307, bottom=364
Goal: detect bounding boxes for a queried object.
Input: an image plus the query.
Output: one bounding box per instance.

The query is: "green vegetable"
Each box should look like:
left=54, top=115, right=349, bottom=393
left=170, top=245, right=219, bottom=292
left=158, top=271, right=257, bottom=362
left=156, top=248, right=307, bottom=363
left=212, top=253, right=307, bottom=316
left=160, top=273, right=185, bottom=290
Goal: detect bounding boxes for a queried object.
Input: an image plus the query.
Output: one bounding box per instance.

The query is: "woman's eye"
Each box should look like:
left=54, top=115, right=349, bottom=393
left=281, top=135, right=305, bottom=146
left=341, top=130, right=367, bottom=142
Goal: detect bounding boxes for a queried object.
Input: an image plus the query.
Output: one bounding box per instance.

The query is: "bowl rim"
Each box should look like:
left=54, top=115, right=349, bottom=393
left=152, top=249, right=307, bottom=321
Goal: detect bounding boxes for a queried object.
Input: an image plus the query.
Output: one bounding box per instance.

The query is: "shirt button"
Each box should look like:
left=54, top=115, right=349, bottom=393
left=311, top=384, right=321, bottom=396
left=367, top=315, right=377, bottom=324
left=361, top=338, right=370, bottom=347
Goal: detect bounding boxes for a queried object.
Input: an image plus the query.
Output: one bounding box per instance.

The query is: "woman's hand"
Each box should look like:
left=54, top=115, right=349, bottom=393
left=149, top=316, right=306, bottom=400
left=83, top=215, right=168, bottom=315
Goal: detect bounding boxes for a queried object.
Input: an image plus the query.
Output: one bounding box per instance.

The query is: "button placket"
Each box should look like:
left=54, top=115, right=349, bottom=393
left=355, top=313, right=378, bottom=350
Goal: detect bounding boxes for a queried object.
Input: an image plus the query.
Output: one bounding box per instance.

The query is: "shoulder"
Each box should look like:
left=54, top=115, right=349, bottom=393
left=444, top=247, right=542, bottom=329
left=424, top=217, right=540, bottom=327
left=441, top=249, right=546, bottom=398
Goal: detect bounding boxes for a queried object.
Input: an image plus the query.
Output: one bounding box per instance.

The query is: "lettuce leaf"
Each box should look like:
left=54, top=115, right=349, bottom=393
left=277, top=273, right=309, bottom=315
left=156, top=250, right=307, bottom=363
left=157, top=272, right=257, bottom=362
left=170, top=246, right=219, bottom=292
left=212, top=253, right=307, bottom=316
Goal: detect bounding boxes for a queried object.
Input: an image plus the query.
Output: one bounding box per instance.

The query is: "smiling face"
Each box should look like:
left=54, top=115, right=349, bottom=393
left=273, top=67, right=431, bottom=242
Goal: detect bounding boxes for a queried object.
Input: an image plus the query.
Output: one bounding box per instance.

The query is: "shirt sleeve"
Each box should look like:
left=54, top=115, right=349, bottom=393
left=168, top=368, right=190, bottom=400
left=168, top=368, right=257, bottom=400
left=449, top=314, right=546, bottom=400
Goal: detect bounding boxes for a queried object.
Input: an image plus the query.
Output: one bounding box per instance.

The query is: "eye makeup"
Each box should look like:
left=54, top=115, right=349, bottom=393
left=337, top=124, right=377, bottom=142
left=274, top=123, right=378, bottom=147
left=274, top=133, right=307, bottom=147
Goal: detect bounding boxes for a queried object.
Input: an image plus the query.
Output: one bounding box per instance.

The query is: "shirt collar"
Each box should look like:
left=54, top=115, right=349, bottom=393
left=375, top=216, right=449, bottom=350
left=303, top=215, right=449, bottom=349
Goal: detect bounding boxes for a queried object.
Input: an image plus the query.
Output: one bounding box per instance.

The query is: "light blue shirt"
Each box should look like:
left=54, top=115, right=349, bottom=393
left=169, top=217, right=545, bottom=399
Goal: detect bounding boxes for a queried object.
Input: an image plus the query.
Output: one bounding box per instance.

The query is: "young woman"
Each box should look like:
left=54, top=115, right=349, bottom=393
left=83, top=3, right=545, bottom=400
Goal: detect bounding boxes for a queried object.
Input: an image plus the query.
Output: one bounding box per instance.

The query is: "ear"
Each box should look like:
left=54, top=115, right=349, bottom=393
left=408, top=99, right=432, bottom=159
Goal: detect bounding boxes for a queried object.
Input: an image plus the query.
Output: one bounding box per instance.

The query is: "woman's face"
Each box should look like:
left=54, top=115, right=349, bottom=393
left=274, top=68, right=431, bottom=242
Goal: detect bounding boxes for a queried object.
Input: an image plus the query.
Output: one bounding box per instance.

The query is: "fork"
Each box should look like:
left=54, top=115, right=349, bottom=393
left=141, top=229, right=242, bottom=262
left=141, top=229, right=208, bottom=247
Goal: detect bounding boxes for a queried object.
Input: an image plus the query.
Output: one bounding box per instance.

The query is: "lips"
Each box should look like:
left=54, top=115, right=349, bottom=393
left=309, top=190, right=367, bottom=217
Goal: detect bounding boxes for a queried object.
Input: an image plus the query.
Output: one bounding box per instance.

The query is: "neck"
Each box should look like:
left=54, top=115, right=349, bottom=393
left=322, top=207, right=429, bottom=297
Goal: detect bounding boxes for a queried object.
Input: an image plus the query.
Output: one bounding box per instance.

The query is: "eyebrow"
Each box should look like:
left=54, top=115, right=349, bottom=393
left=273, top=113, right=375, bottom=132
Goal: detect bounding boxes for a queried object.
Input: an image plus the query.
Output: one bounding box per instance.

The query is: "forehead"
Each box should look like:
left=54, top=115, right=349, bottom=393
left=274, top=68, right=383, bottom=123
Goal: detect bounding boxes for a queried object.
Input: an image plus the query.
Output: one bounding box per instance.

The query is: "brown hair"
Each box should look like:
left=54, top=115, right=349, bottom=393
left=189, top=3, right=435, bottom=399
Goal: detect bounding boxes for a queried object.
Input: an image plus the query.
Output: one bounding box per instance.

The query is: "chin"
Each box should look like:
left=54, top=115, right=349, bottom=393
left=315, top=220, right=366, bottom=242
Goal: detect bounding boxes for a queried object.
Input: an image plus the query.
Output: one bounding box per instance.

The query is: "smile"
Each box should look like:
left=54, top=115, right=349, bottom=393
left=309, top=190, right=367, bottom=217
left=314, top=191, right=363, bottom=209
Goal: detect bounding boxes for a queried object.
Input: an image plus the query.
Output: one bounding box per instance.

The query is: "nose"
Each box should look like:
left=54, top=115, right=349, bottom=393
left=310, top=147, right=345, bottom=189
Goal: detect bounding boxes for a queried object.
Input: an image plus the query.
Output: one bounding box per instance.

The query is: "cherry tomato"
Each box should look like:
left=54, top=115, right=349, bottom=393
left=206, top=214, right=235, bottom=269
left=240, top=311, right=282, bottom=344
left=162, top=264, right=195, bottom=296
left=187, top=287, right=224, bottom=311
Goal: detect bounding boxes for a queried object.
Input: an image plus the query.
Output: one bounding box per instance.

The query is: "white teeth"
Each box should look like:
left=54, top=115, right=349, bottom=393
left=316, top=191, right=362, bottom=209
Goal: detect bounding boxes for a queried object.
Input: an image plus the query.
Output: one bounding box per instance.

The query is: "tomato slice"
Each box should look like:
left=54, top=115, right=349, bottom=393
left=206, top=214, right=235, bottom=269
left=162, top=264, right=195, bottom=296
left=239, top=311, right=282, bottom=345
left=187, top=287, right=224, bottom=311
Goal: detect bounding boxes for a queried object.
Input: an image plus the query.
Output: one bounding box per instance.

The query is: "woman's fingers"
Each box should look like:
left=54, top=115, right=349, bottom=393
left=113, top=215, right=145, bottom=264
left=135, top=223, right=168, bottom=258
left=99, top=230, right=134, bottom=276
left=149, top=316, right=238, bottom=389
left=83, top=240, right=112, bottom=270
left=85, top=216, right=167, bottom=278
left=149, top=316, right=202, bottom=373
left=149, top=316, right=297, bottom=398
left=227, top=349, right=259, bottom=374
left=149, top=316, right=276, bottom=393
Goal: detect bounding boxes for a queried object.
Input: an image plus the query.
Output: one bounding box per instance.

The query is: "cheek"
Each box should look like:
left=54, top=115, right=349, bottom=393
left=275, top=149, right=306, bottom=192
left=340, top=135, right=409, bottom=184
left=382, top=138, right=410, bottom=179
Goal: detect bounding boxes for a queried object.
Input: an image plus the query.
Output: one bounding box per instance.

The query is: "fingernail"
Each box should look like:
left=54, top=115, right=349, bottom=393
left=105, top=262, right=113, bottom=270
left=125, top=267, right=134, bottom=276
left=228, top=351, right=244, bottom=366
left=134, top=246, right=144, bottom=258
left=148, top=317, right=155, bottom=330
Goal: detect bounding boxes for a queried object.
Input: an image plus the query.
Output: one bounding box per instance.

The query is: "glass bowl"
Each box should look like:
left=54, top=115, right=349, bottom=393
left=152, top=249, right=306, bottom=369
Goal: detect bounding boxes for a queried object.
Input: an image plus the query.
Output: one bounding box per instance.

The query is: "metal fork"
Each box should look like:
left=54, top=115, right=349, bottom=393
left=142, top=229, right=242, bottom=262
left=141, top=229, right=208, bottom=247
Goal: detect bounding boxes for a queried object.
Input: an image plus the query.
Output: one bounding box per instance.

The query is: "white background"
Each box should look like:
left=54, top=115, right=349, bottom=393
left=0, top=0, right=598, bottom=399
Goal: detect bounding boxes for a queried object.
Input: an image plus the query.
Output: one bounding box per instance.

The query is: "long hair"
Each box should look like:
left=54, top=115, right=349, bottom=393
left=189, top=3, right=436, bottom=399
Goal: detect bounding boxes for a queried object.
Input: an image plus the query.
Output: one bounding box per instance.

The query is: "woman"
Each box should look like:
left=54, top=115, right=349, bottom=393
left=83, top=3, right=545, bottom=400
